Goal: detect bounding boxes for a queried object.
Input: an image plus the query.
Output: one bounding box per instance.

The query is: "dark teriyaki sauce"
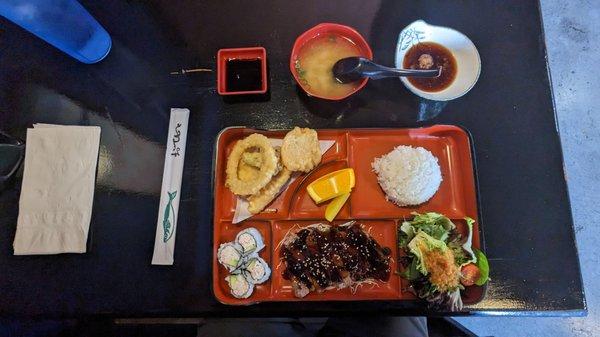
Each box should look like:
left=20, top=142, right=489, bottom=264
left=280, top=224, right=391, bottom=292
left=403, top=42, right=457, bottom=92
left=226, top=58, right=262, bottom=92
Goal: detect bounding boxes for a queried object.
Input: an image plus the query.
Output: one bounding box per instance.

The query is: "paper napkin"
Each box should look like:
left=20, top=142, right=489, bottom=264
left=13, top=124, right=101, bottom=255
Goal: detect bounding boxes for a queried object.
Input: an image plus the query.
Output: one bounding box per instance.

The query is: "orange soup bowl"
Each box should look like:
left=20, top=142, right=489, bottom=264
left=290, top=23, right=373, bottom=100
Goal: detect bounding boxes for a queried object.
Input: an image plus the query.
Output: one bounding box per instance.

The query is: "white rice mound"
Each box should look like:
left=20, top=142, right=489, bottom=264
left=371, top=145, right=442, bottom=206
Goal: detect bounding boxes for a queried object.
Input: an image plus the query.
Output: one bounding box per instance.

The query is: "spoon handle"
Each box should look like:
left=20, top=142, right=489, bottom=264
left=360, top=60, right=440, bottom=79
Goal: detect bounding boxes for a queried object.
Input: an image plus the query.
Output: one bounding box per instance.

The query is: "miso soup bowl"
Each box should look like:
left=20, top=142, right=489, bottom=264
left=290, top=23, right=373, bottom=101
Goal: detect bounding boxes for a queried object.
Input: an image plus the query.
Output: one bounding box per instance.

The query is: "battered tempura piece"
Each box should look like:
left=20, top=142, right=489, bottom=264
left=241, top=152, right=264, bottom=168
left=226, top=134, right=278, bottom=196
left=247, top=168, right=292, bottom=214
left=281, top=127, right=321, bottom=172
left=236, top=160, right=261, bottom=182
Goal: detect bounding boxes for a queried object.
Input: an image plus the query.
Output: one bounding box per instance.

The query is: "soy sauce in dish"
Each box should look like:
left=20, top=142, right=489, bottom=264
left=226, top=59, right=262, bottom=92
left=403, top=42, right=457, bottom=92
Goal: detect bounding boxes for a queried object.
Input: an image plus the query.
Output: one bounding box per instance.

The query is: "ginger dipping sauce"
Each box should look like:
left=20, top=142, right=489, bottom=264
left=403, top=42, right=457, bottom=92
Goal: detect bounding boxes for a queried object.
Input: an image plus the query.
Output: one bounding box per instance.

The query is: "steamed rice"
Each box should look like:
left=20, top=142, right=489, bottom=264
left=371, top=145, right=442, bottom=206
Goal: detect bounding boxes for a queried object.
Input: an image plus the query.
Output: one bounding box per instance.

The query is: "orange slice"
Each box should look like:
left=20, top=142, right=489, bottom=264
left=306, top=168, right=355, bottom=204
left=325, top=192, right=350, bottom=222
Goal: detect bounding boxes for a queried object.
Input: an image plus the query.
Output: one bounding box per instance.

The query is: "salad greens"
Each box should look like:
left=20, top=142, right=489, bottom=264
left=461, top=218, right=476, bottom=266
left=447, top=217, right=476, bottom=267
left=399, top=212, right=489, bottom=312
left=399, top=212, right=455, bottom=246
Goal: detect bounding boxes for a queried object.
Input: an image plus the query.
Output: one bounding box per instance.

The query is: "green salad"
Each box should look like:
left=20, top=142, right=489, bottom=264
left=399, top=212, right=489, bottom=311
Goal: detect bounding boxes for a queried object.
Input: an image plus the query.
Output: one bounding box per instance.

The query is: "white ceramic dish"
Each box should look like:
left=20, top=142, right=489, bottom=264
left=395, top=20, right=481, bottom=101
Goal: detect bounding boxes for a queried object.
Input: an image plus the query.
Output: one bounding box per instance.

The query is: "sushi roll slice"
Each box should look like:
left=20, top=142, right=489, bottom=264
left=235, top=227, right=265, bottom=256
left=243, top=256, right=271, bottom=284
left=225, top=273, right=254, bottom=299
left=217, top=242, right=244, bottom=272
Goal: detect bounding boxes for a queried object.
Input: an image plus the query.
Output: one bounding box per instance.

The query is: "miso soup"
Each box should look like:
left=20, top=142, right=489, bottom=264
left=294, top=34, right=362, bottom=98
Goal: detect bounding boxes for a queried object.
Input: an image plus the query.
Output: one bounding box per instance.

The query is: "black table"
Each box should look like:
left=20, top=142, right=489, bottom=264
left=0, top=0, right=585, bottom=317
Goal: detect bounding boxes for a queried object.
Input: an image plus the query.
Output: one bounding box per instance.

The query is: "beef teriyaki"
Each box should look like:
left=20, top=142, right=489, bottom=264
left=280, top=223, right=391, bottom=298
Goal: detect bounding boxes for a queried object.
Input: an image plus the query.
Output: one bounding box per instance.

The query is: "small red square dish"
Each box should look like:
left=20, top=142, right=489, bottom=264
left=217, top=47, right=268, bottom=95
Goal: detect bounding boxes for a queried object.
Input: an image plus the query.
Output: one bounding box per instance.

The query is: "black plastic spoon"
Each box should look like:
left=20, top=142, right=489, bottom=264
left=332, top=57, right=441, bottom=83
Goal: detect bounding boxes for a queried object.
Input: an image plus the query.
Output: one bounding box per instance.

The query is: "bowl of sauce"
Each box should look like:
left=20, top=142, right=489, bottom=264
left=217, top=47, right=268, bottom=95
left=395, top=20, right=481, bottom=101
left=290, top=23, right=373, bottom=100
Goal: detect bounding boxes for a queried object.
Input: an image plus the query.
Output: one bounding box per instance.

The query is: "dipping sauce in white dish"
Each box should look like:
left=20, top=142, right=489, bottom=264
left=403, top=42, right=457, bottom=92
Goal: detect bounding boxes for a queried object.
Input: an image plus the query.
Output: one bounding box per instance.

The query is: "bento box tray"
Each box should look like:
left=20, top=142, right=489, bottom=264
left=212, top=125, right=485, bottom=306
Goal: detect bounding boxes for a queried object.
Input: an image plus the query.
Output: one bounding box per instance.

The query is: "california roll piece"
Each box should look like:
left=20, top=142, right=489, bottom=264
left=225, top=273, right=254, bottom=299
left=217, top=242, right=244, bottom=272
left=235, top=227, right=265, bottom=256
left=243, top=256, right=271, bottom=284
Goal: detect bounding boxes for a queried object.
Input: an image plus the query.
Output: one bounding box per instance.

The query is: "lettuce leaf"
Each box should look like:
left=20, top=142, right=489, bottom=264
left=448, top=240, right=469, bottom=266
left=474, top=249, right=490, bottom=286
left=400, top=258, right=422, bottom=281
left=460, top=217, right=477, bottom=266
left=399, top=212, right=456, bottom=247
left=399, top=221, right=417, bottom=247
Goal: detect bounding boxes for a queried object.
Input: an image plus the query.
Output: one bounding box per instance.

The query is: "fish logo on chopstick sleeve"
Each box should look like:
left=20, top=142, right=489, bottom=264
left=162, top=191, right=177, bottom=242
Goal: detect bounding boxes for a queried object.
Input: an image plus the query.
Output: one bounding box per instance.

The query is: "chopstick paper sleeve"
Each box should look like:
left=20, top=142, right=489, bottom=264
left=151, top=108, right=189, bottom=265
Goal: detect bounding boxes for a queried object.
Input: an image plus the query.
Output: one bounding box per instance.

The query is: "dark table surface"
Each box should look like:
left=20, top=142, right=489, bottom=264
left=0, top=0, right=585, bottom=317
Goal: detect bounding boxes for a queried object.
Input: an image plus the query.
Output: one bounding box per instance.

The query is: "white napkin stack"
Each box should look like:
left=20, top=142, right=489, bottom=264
left=13, top=124, right=101, bottom=255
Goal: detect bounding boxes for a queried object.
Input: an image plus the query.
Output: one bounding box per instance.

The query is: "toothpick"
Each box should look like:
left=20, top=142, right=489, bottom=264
left=170, top=68, right=212, bottom=75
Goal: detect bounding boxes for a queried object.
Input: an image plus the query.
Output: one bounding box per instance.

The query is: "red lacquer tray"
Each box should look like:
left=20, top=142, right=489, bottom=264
left=212, top=125, right=484, bottom=306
